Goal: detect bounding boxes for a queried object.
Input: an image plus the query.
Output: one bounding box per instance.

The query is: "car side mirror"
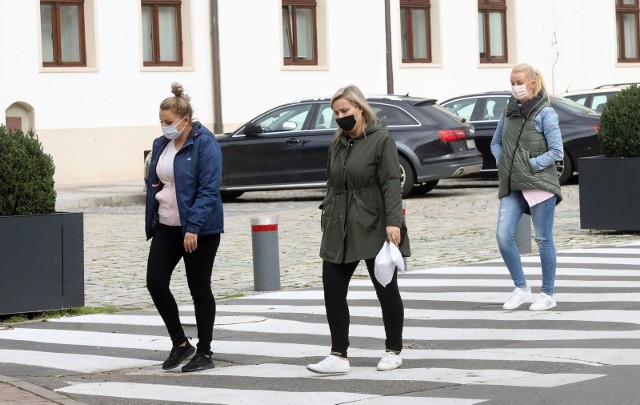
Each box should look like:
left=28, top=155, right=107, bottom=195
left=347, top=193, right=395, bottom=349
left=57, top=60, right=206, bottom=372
left=244, top=122, right=263, bottom=136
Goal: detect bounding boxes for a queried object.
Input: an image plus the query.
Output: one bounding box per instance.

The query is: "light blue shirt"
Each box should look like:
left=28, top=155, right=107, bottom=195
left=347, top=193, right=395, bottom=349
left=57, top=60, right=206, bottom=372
left=490, top=106, right=564, bottom=172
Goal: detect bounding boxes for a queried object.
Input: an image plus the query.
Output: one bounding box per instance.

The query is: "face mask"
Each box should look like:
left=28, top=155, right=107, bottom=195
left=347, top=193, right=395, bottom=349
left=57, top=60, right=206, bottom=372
left=162, top=117, right=186, bottom=140
left=511, top=83, right=530, bottom=101
left=336, top=115, right=357, bottom=132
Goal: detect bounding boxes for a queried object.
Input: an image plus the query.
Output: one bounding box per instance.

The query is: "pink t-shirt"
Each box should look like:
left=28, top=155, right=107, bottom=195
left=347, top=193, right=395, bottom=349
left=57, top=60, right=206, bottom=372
left=522, top=189, right=554, bottom=207
left=155, top=141, right=181, bottom=226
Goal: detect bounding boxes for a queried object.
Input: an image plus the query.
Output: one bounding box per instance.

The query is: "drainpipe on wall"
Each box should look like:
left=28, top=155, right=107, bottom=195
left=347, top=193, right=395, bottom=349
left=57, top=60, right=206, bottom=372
left=210, top=0, right=223, bottom=133
left=385, top=0, right=394, bottom=94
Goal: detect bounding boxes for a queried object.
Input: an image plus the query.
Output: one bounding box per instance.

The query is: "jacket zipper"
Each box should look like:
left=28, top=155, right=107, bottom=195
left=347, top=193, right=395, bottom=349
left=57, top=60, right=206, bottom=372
left=343, top=139, right=355, bottom=191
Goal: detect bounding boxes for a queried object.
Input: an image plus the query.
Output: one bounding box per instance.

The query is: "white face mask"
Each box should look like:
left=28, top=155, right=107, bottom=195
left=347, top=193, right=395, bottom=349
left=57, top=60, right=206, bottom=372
left=511, top=83, right=530, bottom=101
left=162, top=117, right=186, bottom=140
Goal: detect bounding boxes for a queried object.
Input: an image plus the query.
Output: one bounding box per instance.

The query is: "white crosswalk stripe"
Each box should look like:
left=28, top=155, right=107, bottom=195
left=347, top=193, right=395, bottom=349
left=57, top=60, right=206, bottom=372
left=129, top=363, right=605, bottom=387
left=55, top=382, right=485, bottom=405
left=1, top=242, right=639, bottom=404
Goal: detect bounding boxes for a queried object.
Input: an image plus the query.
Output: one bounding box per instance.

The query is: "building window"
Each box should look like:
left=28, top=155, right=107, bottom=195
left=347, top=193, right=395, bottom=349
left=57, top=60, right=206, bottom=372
left=142, top=0, right=183, bottom=66
left=616, top=0, right=640, bottom=62
left=40, top=0, right=86, bottom=67
left=282, top=0, right=318, bottom=65
left=478, top=0, right=507, bottom=63
left=400, top=0, right=431, bottom=63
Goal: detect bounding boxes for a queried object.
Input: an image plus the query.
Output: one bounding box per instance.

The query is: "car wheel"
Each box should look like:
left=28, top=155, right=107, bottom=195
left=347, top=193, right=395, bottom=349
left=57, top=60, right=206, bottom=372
left=410, top=180, right=439, bottom=196
left=398, top=156, right=415, bottom=198
left=556, top=152, right=573, bottom=185
left=221, top=191, right=244, bottom=201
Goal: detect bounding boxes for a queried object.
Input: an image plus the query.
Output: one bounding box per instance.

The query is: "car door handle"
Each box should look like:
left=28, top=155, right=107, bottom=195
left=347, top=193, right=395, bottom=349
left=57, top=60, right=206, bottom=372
left=285, top=138, right=301, bottom=144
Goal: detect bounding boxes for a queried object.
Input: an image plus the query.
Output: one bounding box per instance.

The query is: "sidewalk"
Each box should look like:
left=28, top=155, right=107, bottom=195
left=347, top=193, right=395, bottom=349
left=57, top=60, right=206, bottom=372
left=0, top=375, right=85, bottom=405
left=55, top=180, right=145, bottom=212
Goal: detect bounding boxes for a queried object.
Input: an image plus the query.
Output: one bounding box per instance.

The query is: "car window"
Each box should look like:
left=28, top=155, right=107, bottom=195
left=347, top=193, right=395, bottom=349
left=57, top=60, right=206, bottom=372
left=313, top=104, right=338, bottom=130
left=483, top=97, right=508, bottom=120
left=592, top=94, right=609, bottom=113
left=370, top=103, right=419, bottom=126
left=442, top=99, right=476, bottom=121
left=252, top=103, right=313, bottom=133
left=429, top=103, right=464, bottom=124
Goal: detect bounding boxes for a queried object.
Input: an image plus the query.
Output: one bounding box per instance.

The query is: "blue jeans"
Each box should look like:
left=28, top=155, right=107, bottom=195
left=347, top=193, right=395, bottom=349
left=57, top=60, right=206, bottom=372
left=496, top=191, right=558, bottom=295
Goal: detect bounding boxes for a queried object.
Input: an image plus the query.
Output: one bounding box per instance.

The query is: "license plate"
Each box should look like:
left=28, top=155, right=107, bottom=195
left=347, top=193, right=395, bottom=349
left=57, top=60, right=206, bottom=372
left=466, top=139, right=476, bottom=149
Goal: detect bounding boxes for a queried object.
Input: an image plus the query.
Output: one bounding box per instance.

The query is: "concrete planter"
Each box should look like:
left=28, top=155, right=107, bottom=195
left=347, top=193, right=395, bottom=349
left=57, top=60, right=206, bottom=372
left=579, top=156, right=640, bottom=231
left=0, top=212, right=84, bottom=315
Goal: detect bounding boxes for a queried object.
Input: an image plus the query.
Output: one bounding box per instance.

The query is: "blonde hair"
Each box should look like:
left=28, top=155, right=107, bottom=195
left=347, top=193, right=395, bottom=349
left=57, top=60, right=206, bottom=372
left=159, top=82, right=193, bottom=119
left=512, top=63, right=548, bottom=99
left=330, top=84, right=378, bottom=144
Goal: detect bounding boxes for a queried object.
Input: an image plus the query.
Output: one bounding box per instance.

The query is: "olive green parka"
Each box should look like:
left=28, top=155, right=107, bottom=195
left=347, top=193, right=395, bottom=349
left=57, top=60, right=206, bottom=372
left=319, top=122, right=410, bottom=264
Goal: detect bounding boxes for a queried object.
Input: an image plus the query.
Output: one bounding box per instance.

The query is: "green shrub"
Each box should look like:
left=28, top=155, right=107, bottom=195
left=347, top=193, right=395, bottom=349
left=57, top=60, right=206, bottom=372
left=0, top=125, right=56, bottom=216
left=598, top=85, right=640, bottom=158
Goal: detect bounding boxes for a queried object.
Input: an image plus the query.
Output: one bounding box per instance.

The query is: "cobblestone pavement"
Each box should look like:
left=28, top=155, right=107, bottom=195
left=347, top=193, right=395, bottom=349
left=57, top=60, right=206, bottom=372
left=82, top=177, right=639, bottom=310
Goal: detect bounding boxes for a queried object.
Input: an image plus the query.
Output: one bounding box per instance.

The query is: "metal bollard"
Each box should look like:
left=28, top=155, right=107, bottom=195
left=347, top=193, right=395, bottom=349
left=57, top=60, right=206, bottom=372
left=250, top=217, right=281, bottom=291
left=515, top=214, right=532, bottom=254
left=402, top=200, right=407, bottom=271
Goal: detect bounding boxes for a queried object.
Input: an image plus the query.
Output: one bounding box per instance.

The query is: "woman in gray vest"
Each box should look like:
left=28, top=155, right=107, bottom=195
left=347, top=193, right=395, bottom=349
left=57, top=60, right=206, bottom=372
left=490, top=63, right=563, bottom=311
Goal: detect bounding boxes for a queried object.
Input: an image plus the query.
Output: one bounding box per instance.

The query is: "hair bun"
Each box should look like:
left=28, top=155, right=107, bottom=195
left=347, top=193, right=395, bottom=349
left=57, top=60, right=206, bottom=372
left=170, top=82, right=191, bottom=101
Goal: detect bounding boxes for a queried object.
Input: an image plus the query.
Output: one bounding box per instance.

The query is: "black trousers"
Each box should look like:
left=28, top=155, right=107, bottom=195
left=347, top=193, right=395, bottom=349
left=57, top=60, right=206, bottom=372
left=147, top=223, right=220, bottom=353
left=322, top=259, right=404, bottom=357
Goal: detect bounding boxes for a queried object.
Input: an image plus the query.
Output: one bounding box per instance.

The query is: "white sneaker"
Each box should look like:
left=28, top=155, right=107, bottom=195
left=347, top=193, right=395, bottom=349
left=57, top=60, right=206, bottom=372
left=502, top=287, right=532, bottom=310
left=307, top=355, right=350, bottom=374
left=377, top=351, right=402, bottom=371
left=529, top=293, right=557, bottom=311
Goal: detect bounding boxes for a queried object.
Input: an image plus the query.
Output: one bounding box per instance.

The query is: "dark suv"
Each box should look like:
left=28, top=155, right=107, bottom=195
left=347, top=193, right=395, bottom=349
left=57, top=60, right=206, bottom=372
left=146, top=95, right=483, bottom=199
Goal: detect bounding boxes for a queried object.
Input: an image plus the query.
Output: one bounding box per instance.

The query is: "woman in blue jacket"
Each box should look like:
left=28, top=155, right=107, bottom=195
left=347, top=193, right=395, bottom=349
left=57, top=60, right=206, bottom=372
left=145, top=83, right=224, bottom=372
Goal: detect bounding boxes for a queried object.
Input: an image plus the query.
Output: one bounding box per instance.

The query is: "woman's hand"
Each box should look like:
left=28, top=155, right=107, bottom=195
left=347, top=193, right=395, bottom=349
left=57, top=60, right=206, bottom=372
left=184, top=232, right=198, bottom=253
left=386, top=226, right=401, bottom=246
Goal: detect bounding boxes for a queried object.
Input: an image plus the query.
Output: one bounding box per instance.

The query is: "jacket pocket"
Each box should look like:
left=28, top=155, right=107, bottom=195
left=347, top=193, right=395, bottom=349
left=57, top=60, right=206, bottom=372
left=354, top=194, right=380, bottom=232
left=320, top=196, right=334, bottom=232
left=522, top=150, right=537, bottom=175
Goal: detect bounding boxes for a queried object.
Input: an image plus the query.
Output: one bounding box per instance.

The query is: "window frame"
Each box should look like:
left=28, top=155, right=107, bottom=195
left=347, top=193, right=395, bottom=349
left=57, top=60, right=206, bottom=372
left=41, top=0, right=87, bottom=67
left=282, top=0, right=318, bottom=66
left=141, top=0, right=184, bottom=67
left=616, top=0, right=640, bottom=62
left=400, top=0, right=432, bottom=63
left=478, top=0, right=508, bottom=64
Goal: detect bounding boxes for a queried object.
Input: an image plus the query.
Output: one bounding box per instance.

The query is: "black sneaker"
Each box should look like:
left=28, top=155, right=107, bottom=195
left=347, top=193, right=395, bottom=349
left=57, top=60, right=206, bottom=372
left=162, top=342, right=195, bottom=370
left=182, top=351, right=215, bottom=372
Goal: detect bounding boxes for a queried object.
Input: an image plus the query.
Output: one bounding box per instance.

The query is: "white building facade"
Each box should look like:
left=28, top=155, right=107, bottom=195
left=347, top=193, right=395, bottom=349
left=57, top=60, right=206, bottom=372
left=1, top=0, right=638, bottom=185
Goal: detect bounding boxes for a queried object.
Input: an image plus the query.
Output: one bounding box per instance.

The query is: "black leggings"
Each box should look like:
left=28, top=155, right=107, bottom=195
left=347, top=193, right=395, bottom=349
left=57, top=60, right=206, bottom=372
left=322, top=259, right=404, bottom=357
left=147, top=224, right=220, bottom=353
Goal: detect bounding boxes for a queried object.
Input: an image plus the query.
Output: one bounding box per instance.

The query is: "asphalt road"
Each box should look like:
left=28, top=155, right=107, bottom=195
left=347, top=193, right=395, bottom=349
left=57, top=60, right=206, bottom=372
left=1, top=176, right=640, bottom=405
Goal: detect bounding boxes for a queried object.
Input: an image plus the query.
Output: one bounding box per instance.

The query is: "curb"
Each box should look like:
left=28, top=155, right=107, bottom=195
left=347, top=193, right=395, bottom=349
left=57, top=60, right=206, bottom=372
left=55, top=194, right=145, bottom=212
left=0, top=375, right=86, bottom=405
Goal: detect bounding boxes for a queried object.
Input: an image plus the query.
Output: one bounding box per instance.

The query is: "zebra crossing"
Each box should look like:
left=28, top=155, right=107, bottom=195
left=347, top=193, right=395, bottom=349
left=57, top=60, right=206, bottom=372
left=1, top=242, right=640, bottom=404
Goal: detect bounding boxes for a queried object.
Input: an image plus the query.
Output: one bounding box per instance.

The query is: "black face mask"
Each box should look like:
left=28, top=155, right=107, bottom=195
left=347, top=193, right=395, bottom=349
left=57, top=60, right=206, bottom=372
left=336, top=115, right=356, bottom=132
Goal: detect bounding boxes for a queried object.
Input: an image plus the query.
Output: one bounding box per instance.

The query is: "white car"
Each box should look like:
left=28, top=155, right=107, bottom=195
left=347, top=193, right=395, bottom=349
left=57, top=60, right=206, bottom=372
left=556, top=83, right=637, bottom=113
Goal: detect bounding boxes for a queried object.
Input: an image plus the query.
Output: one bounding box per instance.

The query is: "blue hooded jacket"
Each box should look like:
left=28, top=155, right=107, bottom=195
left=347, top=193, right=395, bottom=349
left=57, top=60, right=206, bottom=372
left=145, top=121, right=224, bottom=240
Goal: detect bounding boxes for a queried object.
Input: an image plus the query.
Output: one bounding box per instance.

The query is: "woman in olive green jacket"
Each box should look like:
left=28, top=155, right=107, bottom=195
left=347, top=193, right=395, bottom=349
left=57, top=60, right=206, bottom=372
left=307, top=85, right=410, bottom=375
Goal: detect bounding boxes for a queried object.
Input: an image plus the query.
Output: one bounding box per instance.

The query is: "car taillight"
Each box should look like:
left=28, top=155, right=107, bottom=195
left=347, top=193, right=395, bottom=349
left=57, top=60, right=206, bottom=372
left=438, top=129, right=466, bottom=142
left=593, top=124, right=600, bottom=133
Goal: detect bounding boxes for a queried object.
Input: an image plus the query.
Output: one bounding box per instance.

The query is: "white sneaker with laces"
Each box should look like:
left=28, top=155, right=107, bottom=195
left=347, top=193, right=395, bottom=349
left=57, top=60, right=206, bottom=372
left=377, top=351, right=402, bottom=371
left=307, top=355, right=350, bottom=374
left=529, top=293, right=557, bottom=311
left=502, top=287, right=532, bottom=310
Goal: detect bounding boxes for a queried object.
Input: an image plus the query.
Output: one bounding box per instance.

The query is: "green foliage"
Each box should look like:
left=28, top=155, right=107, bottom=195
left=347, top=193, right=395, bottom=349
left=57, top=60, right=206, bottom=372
left=0, top=125, right=56, bottom=216
left=0, top=307, right=118, bottom=325
left=598, top=85, right=640, bottom=158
